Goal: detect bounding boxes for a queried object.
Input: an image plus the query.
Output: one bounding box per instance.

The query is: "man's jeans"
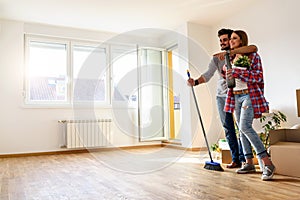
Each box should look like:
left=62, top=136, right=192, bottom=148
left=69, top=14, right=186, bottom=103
left=217, top=96, right=245, bottom=163
left=234, top=94, right=268, bottom=159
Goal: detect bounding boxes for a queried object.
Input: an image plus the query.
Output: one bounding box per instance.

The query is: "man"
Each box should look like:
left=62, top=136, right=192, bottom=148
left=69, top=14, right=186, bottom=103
left=188, top=28, right=257, bottom=168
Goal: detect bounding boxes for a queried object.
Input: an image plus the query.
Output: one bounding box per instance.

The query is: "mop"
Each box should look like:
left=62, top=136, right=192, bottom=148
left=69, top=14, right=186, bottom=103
left=187, top=70, right=224, bottom=171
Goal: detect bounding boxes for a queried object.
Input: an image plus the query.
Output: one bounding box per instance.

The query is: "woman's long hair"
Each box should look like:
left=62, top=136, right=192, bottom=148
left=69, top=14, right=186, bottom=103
left=233, top=30, right=248, bottom=47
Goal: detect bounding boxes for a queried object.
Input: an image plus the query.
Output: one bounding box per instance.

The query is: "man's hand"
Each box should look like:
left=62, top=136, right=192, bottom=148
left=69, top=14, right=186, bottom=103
left=187, top=78, right=195, bottom=86
left=213, top=51, right=226, bottom=61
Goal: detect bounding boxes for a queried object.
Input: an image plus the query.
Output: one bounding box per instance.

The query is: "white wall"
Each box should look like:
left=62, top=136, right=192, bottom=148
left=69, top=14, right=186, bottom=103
left=213, top=0, right=300, bottom=130
left=3, top=0, right=299, bottom=154
left=0, top=20, right=160, bottom=154
left=173, top=23, right=193, bottom=148
left=187, top=22, right=229, bottom=148
left=172, top=22, right=224, bottom=148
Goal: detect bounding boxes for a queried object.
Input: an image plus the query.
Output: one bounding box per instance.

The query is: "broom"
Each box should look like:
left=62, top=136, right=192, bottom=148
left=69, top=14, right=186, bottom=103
left=187, top=70, right=224, bottom=171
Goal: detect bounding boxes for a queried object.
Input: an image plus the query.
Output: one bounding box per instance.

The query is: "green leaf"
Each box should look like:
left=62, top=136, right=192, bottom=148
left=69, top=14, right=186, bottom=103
left=233, top=55, right=251, bottom=67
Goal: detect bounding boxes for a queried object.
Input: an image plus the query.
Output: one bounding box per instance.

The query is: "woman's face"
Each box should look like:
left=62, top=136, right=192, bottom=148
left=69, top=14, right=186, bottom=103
left=230, top=32, right=242, bottom=49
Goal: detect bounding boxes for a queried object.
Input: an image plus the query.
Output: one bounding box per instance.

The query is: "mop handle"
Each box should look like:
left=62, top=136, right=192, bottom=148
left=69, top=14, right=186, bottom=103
left=187, top=70, right=213, bottom=162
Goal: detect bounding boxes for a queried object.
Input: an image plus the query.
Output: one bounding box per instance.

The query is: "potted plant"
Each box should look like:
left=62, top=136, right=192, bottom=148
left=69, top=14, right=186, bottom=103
left=210, top=143, right=221, bottom=160
left=247, top=110, right=286, bottom=168
left=233, top=55, right=251, bottom=69
left=259, top=110, right=287, bottom=153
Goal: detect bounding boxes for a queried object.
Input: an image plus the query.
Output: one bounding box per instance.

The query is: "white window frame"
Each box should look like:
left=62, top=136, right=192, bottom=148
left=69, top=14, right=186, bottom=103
left=24, top=34, right=110, bottom=108
left=70, top=41, right=110, bottom=107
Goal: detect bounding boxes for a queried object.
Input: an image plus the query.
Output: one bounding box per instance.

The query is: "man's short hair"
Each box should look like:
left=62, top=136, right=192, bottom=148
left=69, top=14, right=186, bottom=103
left=218, top=28, right=233, bottom=38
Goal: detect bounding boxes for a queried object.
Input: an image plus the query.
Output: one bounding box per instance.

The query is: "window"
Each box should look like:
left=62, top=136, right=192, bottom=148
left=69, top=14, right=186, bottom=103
left=25, top=35, right=169, bottom=109
left=27, top=40, right=68, bottom=102
left=111, top=45, right=138, bottom=106
left=72, top=45, right=107, bottom=102
left=25, top=35, right=108, bottom=106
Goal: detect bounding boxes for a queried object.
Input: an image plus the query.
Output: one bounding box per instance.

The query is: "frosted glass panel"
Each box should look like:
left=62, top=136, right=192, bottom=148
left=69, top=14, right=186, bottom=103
left=139, top=49, right=167, bottom=141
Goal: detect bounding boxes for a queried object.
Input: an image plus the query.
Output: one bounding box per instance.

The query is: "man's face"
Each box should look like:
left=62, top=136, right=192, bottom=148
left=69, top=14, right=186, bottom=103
left=219, top=34, right=230, bottom=50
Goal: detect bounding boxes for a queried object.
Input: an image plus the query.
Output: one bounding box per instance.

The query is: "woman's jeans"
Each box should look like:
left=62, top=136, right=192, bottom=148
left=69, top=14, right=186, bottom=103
left=217, top=96, right=245, bottom=163
left=234, top=93, right=268, bottom=159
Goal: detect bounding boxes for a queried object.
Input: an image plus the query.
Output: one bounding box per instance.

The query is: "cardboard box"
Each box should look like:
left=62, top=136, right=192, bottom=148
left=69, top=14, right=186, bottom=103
left=219, top=139, right=230, bottom=150
left=219, top=139, right=231, bottom=164
left=271, top=142, right=300, bottom=177
left=221, top=149, right=231, bottom=164
left=269, top=129, right=300, bottom=177
left=270, top=129, right=300, bottom=145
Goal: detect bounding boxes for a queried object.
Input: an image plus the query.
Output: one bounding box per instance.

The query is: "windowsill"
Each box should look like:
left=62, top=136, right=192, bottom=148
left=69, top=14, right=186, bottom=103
left=22, top=103, right=137, bottom=109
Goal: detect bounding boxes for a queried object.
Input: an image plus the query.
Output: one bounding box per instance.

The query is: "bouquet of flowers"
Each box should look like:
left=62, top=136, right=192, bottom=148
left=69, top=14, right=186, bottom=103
left=233, top=55, right=251, bottom=69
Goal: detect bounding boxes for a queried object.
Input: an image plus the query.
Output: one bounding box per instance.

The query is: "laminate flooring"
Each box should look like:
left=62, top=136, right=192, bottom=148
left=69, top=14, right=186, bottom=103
left=1, top=147, right=299, bottom=200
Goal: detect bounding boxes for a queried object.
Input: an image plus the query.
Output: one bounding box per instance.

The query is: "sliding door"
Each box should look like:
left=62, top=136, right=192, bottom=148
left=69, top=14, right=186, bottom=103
left=138, top=48, right=168, bottom=141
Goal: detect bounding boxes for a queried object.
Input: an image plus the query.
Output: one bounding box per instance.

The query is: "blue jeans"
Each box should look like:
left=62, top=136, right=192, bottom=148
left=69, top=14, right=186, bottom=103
left=234, top=94, right=268, bottom=159
left=217, top=96, right=245, bottom=163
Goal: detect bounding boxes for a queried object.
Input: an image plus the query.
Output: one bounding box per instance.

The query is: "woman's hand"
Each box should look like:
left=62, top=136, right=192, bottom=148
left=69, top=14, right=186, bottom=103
left=226, top=69, right=233, bottom=80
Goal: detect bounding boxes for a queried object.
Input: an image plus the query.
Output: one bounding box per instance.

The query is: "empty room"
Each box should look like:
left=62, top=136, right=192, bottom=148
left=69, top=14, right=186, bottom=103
left=1, top=0, right=300, bottom=199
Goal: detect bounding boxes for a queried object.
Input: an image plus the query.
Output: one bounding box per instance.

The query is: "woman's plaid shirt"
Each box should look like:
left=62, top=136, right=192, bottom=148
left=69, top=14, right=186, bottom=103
left=224, top=52, right=269, bottom=118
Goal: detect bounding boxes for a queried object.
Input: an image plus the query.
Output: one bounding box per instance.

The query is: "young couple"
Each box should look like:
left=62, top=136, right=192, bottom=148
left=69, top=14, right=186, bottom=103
left=188, top=28, right=275, bottom=181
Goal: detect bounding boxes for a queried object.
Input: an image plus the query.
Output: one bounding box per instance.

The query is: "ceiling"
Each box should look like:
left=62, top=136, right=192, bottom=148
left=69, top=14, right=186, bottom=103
left=0, top=0, right=259, bottom=33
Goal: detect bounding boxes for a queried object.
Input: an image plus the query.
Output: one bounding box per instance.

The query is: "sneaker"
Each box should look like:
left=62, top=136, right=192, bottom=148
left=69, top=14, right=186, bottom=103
left=236, top=163, right=256, bottom=174
left=261, top=165, right=276, bottom=181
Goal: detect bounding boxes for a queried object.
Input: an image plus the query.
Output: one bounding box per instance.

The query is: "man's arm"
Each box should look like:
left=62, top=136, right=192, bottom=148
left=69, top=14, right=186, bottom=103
left=187, top=57, right=218, bottom=86
left=214, top=45, right=258, bottom=60
left=230, top=45, right=258, bottom=55
left=187, top=76, right=206, bottom=86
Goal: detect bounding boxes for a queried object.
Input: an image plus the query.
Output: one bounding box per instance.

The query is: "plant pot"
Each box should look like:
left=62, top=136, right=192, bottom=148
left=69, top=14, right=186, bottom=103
left=253, top=156, right=264, bottom=171
left=253, top=157, right=258, bottom=165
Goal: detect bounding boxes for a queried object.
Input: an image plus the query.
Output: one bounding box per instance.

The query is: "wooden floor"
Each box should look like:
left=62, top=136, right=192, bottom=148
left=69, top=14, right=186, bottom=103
left=1, top=147, right=300, bottom=200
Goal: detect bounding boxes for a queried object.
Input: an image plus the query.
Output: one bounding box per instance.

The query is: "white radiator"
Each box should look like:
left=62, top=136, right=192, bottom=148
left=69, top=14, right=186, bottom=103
left=59, top=119, right=112, bottom=149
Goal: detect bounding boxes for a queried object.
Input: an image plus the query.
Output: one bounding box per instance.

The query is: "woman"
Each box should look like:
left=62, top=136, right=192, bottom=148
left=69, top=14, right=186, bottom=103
left=225, top=30, right=275, bottom=181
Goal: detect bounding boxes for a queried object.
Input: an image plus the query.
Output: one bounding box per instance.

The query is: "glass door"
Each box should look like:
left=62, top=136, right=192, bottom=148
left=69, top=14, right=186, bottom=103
left=138, top=48, right=168, bottom=141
